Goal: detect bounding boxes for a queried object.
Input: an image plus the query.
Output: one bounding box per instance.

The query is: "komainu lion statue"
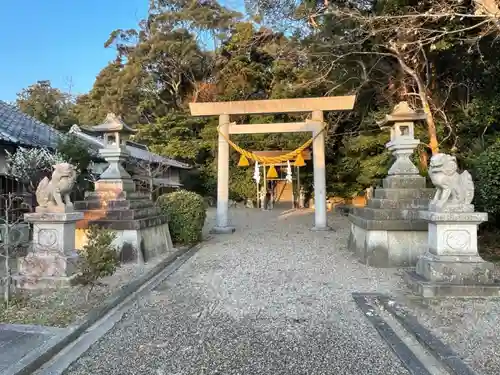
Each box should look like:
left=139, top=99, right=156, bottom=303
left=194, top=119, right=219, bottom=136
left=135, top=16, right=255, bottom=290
left=35, top=163, right=77, bottom=212
left=429, top=153, right=474, bottom=209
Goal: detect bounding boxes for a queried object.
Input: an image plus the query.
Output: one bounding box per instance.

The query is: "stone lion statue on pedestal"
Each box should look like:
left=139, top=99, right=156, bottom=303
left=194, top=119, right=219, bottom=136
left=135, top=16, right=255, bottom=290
left=428, top=153, right=474, bottom=210
left=35, top=163, right=77, bottom=212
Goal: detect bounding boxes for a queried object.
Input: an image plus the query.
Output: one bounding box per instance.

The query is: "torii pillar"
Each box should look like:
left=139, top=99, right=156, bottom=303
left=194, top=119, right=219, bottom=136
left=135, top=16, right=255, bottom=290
left=214, top=114, right=235, bottom=233
left=189, top=96, right=356, bottom=233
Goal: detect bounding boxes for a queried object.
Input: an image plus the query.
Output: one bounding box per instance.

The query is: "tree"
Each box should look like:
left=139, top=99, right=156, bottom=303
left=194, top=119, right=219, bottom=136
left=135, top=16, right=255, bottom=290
left=128, top=156, right=172, bottom=199
left=16, top=80, right=77, bottom=130
left=5, top=148, right=68, bottom=193
left=65, top=0, right=500, bottom=199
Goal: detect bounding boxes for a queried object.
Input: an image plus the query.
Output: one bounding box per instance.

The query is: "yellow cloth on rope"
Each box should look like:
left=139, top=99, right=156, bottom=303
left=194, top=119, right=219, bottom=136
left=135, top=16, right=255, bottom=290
left=294, top=153, right=306, bottom=167
left=267, top=165, right=278, bottom=178
left=217, top=121, right=327, bottom=164
left=237, top=154, right=250, bottom=167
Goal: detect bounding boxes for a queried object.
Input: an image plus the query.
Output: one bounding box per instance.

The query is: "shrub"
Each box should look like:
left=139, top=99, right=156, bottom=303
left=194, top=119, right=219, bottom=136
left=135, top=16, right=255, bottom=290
left=157, top=190, right=206, bottom=245
left=74, top=225, right=120, bottom=298
left=473, top=141, right=500, bottom=223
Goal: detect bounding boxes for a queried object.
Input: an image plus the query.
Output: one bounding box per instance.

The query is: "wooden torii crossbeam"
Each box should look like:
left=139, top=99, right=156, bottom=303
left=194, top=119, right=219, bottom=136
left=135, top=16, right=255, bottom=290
left=189, top=95, right=356, bottom=233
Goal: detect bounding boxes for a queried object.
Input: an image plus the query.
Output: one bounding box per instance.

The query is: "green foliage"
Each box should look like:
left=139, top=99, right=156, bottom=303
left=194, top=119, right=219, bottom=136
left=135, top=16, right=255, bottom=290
left=157, top=190, right=206, bottom=245
left=229, top=166, right=256, bottom=201
left=57, top=135, right=94, bottom=172
left=473, top=141, right=500, bottom=223
left=16, top=0, right=500, bottom=202
left=16, top=80, right=77, bottom=130
left=75, top=226, right=120, bottom=290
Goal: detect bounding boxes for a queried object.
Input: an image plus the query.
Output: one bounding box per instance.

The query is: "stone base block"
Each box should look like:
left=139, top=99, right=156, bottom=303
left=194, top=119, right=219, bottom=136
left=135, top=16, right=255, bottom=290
left=311, top=226, right=333, bottom=232
left=18, top=251, right=79, bottom=278
left=210, top=226, right=236, bottom=234
left=15, top=251, right=79, bottom=290
left=76, top=221, right=174, bottom=263
left=348, top=223, right=427, bottom=267
left=416, top=252, right=495, bottom=284
left=404, top=270, right=500, bottom=298
left=13, top=274, right=77, bottom=290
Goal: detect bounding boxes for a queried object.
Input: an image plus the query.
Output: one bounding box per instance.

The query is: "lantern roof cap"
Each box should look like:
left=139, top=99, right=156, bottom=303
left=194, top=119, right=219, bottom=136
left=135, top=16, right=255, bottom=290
left=87, top=113, right=137, bottom=134
left=377, top=101, right=426, bottom=128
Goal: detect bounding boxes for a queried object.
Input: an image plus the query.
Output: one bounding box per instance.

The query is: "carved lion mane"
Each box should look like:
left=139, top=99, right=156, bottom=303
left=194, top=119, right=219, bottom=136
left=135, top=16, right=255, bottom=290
left=35, top=163, right=77, bottom=211
left=429, top=153, right=474, bottom=208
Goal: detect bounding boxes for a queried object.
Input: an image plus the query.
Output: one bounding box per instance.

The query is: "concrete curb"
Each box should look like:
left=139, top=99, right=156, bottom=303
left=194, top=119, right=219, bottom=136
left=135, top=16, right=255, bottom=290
left=4, top=244, right=199, bottom=375
left=354, top=293, right=477, bottom=375
left=352, top=293, right=432, bottom=375
left=377, top=295, right=477, bottom=375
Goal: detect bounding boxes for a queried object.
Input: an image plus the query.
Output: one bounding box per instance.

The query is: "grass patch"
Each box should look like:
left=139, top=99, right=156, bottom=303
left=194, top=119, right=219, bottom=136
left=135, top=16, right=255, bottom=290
left=0, top=287, right=112, bottom=327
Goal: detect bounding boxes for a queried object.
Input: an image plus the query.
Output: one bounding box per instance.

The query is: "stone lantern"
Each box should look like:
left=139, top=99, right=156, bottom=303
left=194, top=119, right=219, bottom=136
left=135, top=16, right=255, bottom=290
left=73, top=113, right=175, bottom=264
left=87, top=113, right=137, bottom=193
left=378, top=101, right=427, bottom=177
left=347, top=101, right=435, bottom=268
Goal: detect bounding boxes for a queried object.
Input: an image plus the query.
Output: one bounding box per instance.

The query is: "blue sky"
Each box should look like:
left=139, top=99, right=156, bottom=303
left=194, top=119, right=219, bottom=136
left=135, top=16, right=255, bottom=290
left=0, top=0, right=245, bottom=102
left=0, top=0, right=148, bottom=101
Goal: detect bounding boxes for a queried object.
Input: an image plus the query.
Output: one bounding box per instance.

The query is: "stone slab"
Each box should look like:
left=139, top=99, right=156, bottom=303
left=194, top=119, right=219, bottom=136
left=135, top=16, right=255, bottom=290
left=74, top=198, right=154, bottom=211
left=348, top=222, right=427, bottom=267
left=352, top=206, right=421, bottom=221
left=210, top=226, right=236, bottom=234
left=416, top=252, right=495, bottom=284
left=0, top=325, right=66, bottom=374
left=419, top=210, right=488, bottom=223
left=84, top=190, right=150, bottom=200
left=78, top=207, right=162, bottom=221
left=367, top=198, right=430, bottom=210
left=383, top=175, right=427, bottom=189
left=348, top=213, right=428, bottom=231
left=375, top=188, right=435, bottom=200
left=404, top=270, right=500, bottom=298
left=24, top=212, right=84, bottom=223
left=76, top=214, right=168, bottom=231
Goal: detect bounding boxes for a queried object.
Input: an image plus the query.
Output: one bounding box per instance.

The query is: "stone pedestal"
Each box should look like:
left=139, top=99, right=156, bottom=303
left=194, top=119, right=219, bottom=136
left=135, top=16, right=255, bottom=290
left=348, top=175, right=434, bottom=267
left=14, top=211, right=83, bottom=289
left=74, top=116, right=175, bottom=262
left=405, top=210, right=500, bottom=297
left=348, top=102, right=433, bottom=267
left=75, top=190, right=175, bottom=263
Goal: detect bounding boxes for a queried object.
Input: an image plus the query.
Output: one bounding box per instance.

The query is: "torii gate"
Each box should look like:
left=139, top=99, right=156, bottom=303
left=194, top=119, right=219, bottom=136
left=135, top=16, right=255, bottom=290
left=189, top=96, right=356, bottom=233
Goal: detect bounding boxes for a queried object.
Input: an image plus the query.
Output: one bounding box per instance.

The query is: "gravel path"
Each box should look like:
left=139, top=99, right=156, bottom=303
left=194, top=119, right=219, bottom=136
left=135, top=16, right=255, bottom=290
left=64, top=208, right=409, bottom=375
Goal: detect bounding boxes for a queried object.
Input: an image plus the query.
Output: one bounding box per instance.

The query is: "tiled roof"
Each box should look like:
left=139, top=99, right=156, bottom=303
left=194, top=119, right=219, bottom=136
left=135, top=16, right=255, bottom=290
left=68, top=125, right=191, bottom=169
left=0, top=100, right=61, bottom=149
left=0, top=101, right=190, bottom=170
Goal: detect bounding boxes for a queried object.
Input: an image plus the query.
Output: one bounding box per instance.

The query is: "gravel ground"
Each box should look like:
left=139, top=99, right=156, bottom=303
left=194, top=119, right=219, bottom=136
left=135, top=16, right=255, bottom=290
left=64, top=207, right=410, bottom=375
left=403, top=297, right=500, bottom=375
left=0, top=250, right=172, bottom=327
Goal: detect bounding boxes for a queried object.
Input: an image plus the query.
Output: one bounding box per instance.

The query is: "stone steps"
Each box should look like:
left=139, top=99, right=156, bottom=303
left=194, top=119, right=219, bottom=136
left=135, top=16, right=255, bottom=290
left=78, top=207, right=163, bottom=221
left=374, top=188, right=435, bottom=200
left=351, top=206, right=422, bottom=221
left=367, top=198, right=431, bottom=209
left=348, top=213, right=428, bottom=231
left=382, top=175, right=427, bottom=189
left=84, top=190, right=151, bottom=200
left=77, top=215, right=169, bottom=231
left=74, top=199, right=155, bottom=211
